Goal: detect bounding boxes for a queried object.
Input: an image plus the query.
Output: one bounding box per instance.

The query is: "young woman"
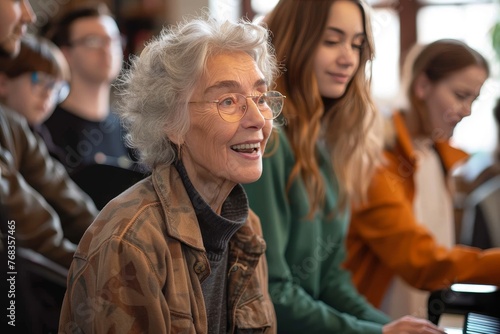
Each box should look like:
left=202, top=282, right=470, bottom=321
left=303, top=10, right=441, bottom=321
left=345, top=39, right=500, bottom=318
left=244, top=0, right=445, bottom=333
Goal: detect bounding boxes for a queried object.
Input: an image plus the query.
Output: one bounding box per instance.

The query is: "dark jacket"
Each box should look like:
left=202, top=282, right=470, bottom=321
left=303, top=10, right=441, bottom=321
left=0, top=106, right=97, bottom=268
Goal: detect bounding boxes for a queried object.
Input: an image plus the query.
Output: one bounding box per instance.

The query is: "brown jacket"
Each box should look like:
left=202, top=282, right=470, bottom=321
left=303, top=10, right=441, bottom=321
left=59, top=164, right=276, bottom=333
left=345, top=112, right=500, bottom=307
left=0, top=106, right=97, bottom=268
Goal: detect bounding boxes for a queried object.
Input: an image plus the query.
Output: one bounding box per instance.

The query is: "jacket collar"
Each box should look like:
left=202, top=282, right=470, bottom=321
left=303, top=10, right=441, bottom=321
left=151, top=164, right=263, bottom=256
left=392, top=111, right=469, bottom=173
left=392, top=111, right=417, bottom=165
left=152, top=164, right=206, bottom=251
left=434, top=140, right=469, bottom=173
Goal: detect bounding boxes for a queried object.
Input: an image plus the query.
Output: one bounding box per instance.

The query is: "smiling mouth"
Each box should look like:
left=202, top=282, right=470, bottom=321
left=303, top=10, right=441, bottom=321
left=329, top=73, right=350, bottom=81
left=231, top=143, right=260, bottom=154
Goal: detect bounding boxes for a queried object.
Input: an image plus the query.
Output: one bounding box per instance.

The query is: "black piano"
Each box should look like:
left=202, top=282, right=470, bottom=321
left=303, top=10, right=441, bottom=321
left=428, top=284, right=500, bottom=334
left=464, top=312, right=500, bottom=334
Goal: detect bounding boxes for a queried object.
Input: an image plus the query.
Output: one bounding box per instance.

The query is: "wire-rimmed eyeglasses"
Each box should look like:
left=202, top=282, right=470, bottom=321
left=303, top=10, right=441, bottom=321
left=69, top=35, right=124, bottom=50
left=189, top=90, right=286, bottom=122
left=31, top=72, right=70, bottom=104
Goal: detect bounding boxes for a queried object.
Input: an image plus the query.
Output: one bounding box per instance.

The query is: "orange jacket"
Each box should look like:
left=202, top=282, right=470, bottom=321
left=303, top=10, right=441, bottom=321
left=344, top=112, right=500, bottom=307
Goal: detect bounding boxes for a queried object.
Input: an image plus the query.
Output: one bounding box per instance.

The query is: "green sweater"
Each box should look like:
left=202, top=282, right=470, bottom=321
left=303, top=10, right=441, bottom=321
left=244, top=130, right=390, bottom=334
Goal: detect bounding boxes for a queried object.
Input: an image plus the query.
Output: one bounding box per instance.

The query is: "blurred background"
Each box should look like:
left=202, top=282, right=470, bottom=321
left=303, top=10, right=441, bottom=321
left=28, top=0, right=500, bottom=155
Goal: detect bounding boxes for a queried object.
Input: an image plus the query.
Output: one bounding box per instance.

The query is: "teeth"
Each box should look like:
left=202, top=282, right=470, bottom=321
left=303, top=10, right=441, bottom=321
left=231, top=143, right=260, bottom=150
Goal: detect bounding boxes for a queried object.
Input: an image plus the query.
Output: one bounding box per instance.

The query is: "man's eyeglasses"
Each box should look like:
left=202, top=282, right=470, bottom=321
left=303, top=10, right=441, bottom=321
left=69, top=35, right=124, bottom=50
left=189, top=91, right=286, bottom=123
left=31, top=72, right=70, bottom=104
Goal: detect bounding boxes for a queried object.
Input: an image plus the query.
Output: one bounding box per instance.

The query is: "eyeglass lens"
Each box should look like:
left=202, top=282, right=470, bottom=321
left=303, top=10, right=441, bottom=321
left=217, top=91, right=284, bottom=122
left=70, top=35, right=123, bottom=49
left=31, top=72, right=69, bottom=103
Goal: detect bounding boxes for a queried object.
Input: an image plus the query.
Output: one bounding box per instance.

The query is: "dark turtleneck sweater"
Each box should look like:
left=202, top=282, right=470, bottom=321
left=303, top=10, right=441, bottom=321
left=174, top=160, right=247, bottom=334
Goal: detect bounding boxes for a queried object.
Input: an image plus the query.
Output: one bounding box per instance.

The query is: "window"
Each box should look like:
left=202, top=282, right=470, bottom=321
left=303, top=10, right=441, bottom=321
left=370, top=8, right=400, bottom=116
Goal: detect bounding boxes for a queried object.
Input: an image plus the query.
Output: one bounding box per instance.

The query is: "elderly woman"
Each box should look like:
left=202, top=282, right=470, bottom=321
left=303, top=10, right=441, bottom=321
left=58, top=15, right=283, bottom=333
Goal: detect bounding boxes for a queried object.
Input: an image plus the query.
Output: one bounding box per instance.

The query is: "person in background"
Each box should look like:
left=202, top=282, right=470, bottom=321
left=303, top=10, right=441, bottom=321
left=0, top=0, right=34, bottom=57
left=243, top=0, right=444, bottom=333
left=1, top=8, right=95, bottom=332
left=0, top=34, right=70, bottom=161
left=42, top=1, right=146, bottom=209
left=58, top=15, right=280, bottom=333
left=345, top=39, right=500, bottom=319
left=0, top=0, right=97, bottom=270
left=1, top=3, right=36, bottom=332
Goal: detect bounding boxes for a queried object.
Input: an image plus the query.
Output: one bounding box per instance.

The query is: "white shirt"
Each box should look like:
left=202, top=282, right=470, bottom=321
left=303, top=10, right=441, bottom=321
left=381, top=139, right=455, bottom=319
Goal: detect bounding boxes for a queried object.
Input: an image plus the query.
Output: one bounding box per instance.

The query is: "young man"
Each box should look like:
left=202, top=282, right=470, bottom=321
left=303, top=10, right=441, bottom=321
left=43, top=2, right=146, bottom=209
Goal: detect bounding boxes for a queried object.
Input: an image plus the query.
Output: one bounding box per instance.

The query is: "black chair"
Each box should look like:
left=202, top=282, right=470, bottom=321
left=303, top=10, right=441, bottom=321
left=1, top=206, right=68, bottom=333
left=19, top=248, right=68, bottom=334
left=1, top=246, right=68, bottom=334
left=71, top=163, right=148, bottom=209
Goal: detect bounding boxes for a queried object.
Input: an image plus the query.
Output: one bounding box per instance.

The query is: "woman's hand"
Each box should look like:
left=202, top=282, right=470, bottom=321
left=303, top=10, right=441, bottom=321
left=383, top=315, right=447, bottom=334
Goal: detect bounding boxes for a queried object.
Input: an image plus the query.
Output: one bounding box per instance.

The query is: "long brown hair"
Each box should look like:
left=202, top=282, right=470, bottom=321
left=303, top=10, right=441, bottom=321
left=265, top=0, right=382, bottom=214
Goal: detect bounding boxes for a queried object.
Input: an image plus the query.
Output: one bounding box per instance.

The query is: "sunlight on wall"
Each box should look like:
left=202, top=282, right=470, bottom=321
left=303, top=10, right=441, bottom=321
left=209, top=0, right=240, bottom=21
left=251, top=0, right=278, bottom=15
left=370, top=9, right=400, bottom=116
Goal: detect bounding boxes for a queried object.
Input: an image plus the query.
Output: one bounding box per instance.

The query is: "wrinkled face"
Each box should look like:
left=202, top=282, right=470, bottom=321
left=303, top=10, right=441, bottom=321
left=0, top=0, right=35, bottom=57
left=313, top=0, right=364, bottom=98
left=0, top=72, right=64, bottom=126
left=63, top=15, right=123, bottom=84
left=416, top=65, right=488, bottom=140
left=182, top=52, right=273, bottom=190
